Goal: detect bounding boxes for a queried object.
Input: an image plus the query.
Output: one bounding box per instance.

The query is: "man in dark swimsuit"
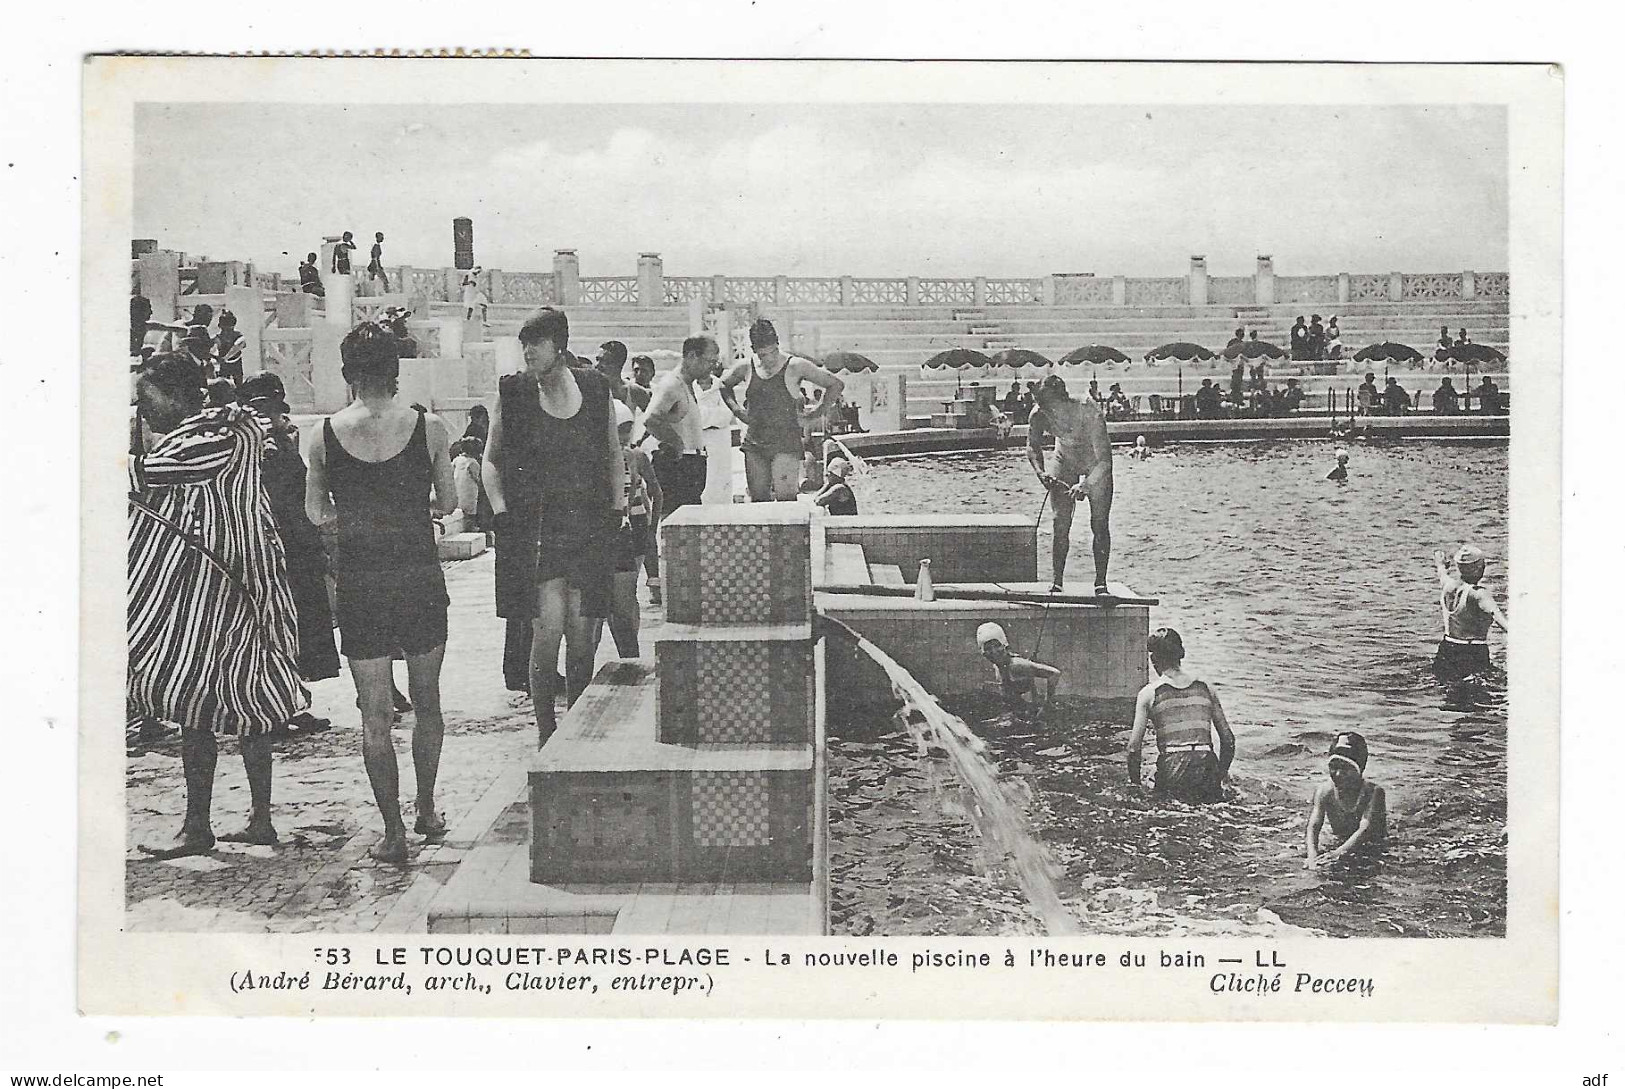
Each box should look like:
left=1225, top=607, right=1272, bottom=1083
left=1026, top=375, right=1114, bottom=594
left=720, top=318, right=845, bottom=502
left=368, top=232, right=389, bottom=291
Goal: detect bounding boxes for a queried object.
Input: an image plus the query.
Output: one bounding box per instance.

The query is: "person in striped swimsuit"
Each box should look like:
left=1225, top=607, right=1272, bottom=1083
left=129, top=353, right=308, bottom=858
left=1127, top=628, right=1235, bottom=804
left=1432, top=545, right=1509, bottom=680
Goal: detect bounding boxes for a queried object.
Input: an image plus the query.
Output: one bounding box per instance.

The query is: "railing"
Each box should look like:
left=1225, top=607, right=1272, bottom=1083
left=850, top=278, right=907, bottom=305
left=723, top=277, right=777, bottom=304
left=1347, top=273, right=1390, bottom=301
left=578, top=276, right=639, bottom=305
left=1402, top=272, right=1463, bottom=300
left=1124, top=277, right=1187, bottom=307
left=501, top=270, right=558, bottom=305
left=1274, top=275, right=1339, bottom=306
left=984, top=278, right=1043, bottom=305
left=261, top=328, right=316, bottom=410
left=918, top=279, right=975, bottom=306
left=1054, top=275, right=1114, bottom=306
left=787, top=278, right=842, bottom=305
left=663, top=277, right=714, bottom=305
left=1207, top=276, right=1254, bottom=306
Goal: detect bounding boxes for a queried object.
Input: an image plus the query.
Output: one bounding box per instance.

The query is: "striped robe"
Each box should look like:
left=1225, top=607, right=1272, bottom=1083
left=128, top=404, right=309, bottom=736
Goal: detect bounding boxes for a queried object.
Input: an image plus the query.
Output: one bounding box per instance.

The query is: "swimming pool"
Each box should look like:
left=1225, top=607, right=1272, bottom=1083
left=828, top=440, right=1509, bottom=937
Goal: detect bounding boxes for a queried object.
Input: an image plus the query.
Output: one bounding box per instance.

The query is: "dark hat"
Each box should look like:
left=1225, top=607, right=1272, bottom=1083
left=1328, top=731, right=1369, bottom=772
left=239, top=370, right=290, bottom=414
left=182, top=324, right=212, bottom=347
left=1037, top=374, right=1069, bottom=400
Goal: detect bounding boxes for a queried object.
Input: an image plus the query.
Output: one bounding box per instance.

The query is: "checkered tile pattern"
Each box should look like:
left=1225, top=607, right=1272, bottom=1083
left=695, top=644, right=772, bottom=743
left=692, top=771, right=772, bottom=848
left=698, top=525, right=773, bottom=624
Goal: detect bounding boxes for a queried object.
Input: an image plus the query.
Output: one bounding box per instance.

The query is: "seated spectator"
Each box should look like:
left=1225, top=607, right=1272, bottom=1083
left=215, top=310, right=245, bottom=384
left=1105, top=383, right=1132, bottom=419
left=1457, top=328, right=1471, bottom=349
left=1225, top=326, right=1246, bottom=353
left=1325, top=317, right=1343, bottom=359
left=1432, top=377, right=1460, bottom=415
left=298, top=252, right=325, bottom=297
left=1308, top=315, right=1326, bottom=360
left=1435, top=325, right=1454, bottom=364
left=1290, top=317, right=1310, bottom=360
left=1383, top=377, right=1412, bottom=416
left=1229, top=363, right=1246, bottom=404
left=1282, top=378, right=1305, bottom=412
left=1474, top=376, right=1503, bottom=414
left=1357, top=373, right=1378, bottom=416
left=1195, top=379, right=1222, bottom=418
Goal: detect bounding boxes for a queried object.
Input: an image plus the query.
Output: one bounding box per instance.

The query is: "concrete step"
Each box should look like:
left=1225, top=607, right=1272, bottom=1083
left=820, top=542, right=872, bottom=587
left=655, top=622, right=815, bottom=745
left=529, top=661, right=813, bottom=884
left=870, top=563, right=907, bottom=586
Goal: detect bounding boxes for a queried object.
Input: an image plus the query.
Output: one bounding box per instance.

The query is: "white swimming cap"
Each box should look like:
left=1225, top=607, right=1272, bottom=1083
left=613, top=398, right=635, bottom=430
left=827, top=457, right=850, bottom=478
left=1335, top=447, right=1349, bottom=460
left=976, top=622, right=1008, bottom=647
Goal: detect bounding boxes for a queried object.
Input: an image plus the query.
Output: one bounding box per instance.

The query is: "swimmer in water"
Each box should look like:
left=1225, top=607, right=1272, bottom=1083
left=1130, top=435, right=1150, bottom=460
left=1305, top=730, right=1387, bottom=868
left=1432, top=545, right=1509, bottom=680
left=976, top=622, right=1060, bottom=713
left=1127, top=628, right=1235, bottom=804
left=1326, top=448, right=1349, bottom=481
left=1026, top=374, right=1114, bottom=594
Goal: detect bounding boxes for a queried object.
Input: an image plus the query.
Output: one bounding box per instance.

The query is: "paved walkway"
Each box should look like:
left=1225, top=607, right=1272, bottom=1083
left=124, top=552, right=655, bottom=933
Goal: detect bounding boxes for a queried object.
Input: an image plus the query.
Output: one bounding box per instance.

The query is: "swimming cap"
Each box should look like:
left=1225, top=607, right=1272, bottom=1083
left=613, top=398, right=635, bottom=430
left=1335, top=448, right=1349, bottom=461
left=1454, top=544, right=1486, bottom=567
left=1328, top=731, right=1369, bottom=772
left=976, top=622, right=1008, bottom=647
left=827, top=457, right=851, bottom=478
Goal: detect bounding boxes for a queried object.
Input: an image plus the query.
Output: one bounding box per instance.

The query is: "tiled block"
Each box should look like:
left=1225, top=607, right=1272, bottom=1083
left=656, top=626, right=815, bottom=745
left=437, top=531, right=487, bottom=560
left=660, top=503, right=811, bottom=626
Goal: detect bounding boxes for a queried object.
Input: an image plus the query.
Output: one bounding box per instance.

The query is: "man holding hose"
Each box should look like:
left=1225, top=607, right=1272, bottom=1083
left=1027, top=374, right=1115, bottom=595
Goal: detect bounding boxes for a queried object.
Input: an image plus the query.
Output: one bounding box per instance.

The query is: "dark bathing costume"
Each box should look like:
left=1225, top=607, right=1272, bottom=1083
left=493, top=365, right=616, bottom=623
left=1434, top=579, right=1494, bottom=680
left=1148, top=677, right=1223, bottom=804
left=324, top=407, right=449, bottom=661
left=743, top=358, right=805, bottom=460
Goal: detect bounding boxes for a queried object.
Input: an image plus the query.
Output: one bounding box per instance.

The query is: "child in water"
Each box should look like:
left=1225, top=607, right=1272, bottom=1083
left=975, top=622, right=1060, bottom=713
left=1130, top=435, right=1150, bottom=459
left=1326, top=448, right=1349, bottom=481
left=1305, top=731, right=1387, bottom=868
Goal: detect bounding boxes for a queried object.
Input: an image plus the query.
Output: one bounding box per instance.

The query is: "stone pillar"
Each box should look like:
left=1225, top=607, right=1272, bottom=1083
left=973, top=276, right=988, bottom=307
left=137, top=251, right=181, bottom=322
left=275, top=292, right=317, bottom=328
left=224, top=285, right=262, bottom=374
left=774, top=275, right=788, bottom=307
left=1111, top=275, right=1127, bottom=306
left=1042, top=275, right=1057, bottom=306
left=488, top=269, right=505, bottom=306
left=840, top=276, right=855, bottom=306
left=1462, top=270, right=1476, bottom=300
left=553, top=250, right=580, bottom=305
left=311, top=322, right=348, bottom=413
left=712, top=274, right=728, bottom=305
left=906, top=276, right=920, bottom=306
left=1388, top=271, right=1404, bottom=302
left=439, top=318, right=464, bottom=361
left=1255, top=255, right=1275, bottom=306
left=326, top=272, right=355, bottom=327
left=1338, top=272, right=1351, bottom=306
left=1188, top=255, right=1209, bottom=307
left=688, top=298, right=705, bottom=336
left=639, top=252, right=664, bottom=307
left=443, top=267, right=463, bottom=306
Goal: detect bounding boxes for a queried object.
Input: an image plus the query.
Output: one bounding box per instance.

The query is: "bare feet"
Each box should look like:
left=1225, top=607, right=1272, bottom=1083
left=138, top=830, right=215, bottom=859
left=218, top=820, right=279, bottom=846
left=414, top=812, right=448, bottom=842
left=369, top=836, right=410, bottom=864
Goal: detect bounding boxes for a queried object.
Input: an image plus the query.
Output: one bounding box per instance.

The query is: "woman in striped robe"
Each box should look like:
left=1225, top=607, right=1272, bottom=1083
left=129, top=353, right=308, bottom=859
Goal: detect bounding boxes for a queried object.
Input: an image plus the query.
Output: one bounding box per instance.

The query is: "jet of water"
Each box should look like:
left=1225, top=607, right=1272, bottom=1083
left=820, top=614, right=1081, bottom=935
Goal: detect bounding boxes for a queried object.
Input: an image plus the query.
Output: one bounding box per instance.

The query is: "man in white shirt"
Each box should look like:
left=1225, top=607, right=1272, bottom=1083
left=642, top=335, right=718, bottom=516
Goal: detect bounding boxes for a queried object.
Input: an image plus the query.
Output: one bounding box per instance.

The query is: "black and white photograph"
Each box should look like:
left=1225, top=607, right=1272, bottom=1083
left=72, top=56, right=1562, bottom=1023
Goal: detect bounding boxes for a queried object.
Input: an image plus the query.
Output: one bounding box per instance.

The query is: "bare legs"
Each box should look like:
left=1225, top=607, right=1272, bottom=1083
left=607, top=569, right=641, bottom=658
left=138, top=727, right=276, bottom=858
left=1048, top=483, right=1113, bottom=591
left=531, top=578, right=602, bottom=747
left=1050, top=491, right=1074, bottom=590
left=351, top=643, right=447, bottom=863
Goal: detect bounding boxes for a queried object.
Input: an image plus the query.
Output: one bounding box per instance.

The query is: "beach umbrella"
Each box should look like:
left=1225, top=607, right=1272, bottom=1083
left=819, top=350, right=879, bottom=373
left=1353, top=341, right=1424, bottom=364
left=1240, top=339, right=1288, bottom=359
left=1449, top=343, right=1506, bottom=366
left=923, top=348, right=995, bottom=370
left=989, top=348, right=1051, bottom=369
left=1144, top=341, right=1217, bottom=363
left=1060, top=344, right=1129, bottom=365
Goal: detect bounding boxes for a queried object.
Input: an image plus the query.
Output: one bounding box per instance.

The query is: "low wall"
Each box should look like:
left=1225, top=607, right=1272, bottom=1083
left=821, top=515, right=1037, bottom=583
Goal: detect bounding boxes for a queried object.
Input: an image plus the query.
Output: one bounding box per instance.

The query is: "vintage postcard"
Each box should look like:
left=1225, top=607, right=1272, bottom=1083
left=80, top=57, right=1561, bottom=1021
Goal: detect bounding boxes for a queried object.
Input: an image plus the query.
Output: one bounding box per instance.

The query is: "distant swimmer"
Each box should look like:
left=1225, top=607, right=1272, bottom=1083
left=1129, top=435, right=1150, bottom=460
left=1026, top=374, right=1113, bottom=594
left=1305, top=731, right=1387, bottom=868
left=813, top=457, right=858, bottom=515
left=976, top=622, right=1060, bottom=714
left=1127, top=628, right=1235, bottom=804
left=1432, top=545, right=1509, bottom=680
left=1326, top=448, right=1349, bottom=481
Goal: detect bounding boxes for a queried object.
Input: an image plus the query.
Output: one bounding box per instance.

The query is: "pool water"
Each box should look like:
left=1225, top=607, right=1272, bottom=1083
left=828, top=440, right=1508, bottom=937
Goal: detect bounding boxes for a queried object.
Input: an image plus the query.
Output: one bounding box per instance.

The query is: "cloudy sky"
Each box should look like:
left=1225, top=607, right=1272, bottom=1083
left=134, top=102, right=1506, bottom=279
